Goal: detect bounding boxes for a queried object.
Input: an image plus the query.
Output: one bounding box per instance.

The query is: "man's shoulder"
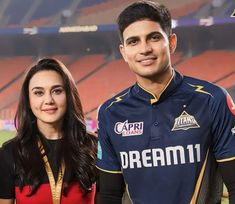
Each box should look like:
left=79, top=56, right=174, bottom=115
left=182, top=75, right=226, bottom=99
left=99, top=85, right=133, bottom=113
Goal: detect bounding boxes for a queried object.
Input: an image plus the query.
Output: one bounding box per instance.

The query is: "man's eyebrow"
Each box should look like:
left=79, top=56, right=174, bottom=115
left=146, top=31, right=162, bottom=38
left=125, top=31, right=163, bottom=44
left=125, top=36, right=139, bottom=44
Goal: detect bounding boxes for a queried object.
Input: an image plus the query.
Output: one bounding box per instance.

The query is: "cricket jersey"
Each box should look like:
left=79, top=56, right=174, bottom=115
left=96, top=70, right=235, bottom=204
left=0, top=138, right=95, bottom=204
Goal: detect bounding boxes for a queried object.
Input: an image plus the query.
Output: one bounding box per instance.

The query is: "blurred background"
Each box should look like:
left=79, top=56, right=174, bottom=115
left=0, top=0, right=234, bottom=203
left=0, top=0, right=234, bottom=135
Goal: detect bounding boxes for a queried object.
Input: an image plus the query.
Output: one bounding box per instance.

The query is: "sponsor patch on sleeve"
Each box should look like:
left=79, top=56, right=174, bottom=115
left=226, top=94, right=235, bottom=115
left=97, top=141, right=102, bottom=160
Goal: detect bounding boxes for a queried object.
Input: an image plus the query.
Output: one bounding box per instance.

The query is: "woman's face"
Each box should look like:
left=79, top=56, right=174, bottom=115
left=28, top=70, right=67, bottom=129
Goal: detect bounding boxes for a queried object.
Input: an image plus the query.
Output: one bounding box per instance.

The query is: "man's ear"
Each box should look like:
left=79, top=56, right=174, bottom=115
left=119, top=44, right=128, bottom=62
left=169, top=33, right=177, bottom=54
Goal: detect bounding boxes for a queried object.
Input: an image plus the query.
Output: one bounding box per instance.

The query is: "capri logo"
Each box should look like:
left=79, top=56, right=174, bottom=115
left=114, top=120, right=144, bottom=136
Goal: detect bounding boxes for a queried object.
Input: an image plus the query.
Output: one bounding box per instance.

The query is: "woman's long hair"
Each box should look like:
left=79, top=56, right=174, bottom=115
left=14, top=58, right=97, bottom=195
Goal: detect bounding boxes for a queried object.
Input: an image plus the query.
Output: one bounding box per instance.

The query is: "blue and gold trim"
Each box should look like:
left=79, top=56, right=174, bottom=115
left=106, top=91, right=129, bottom=109
left=135, top=70, right=176, bottom=104
left=190, top=149, right=209, bottom=204
left=217, top=156, right=235, bottom=162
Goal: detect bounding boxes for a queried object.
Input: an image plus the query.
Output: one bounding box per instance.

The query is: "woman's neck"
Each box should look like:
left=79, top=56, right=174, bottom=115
left=37, top=121, right=63, bottom=140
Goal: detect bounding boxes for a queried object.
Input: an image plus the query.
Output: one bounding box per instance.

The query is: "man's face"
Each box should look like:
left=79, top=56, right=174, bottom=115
left=120, top=19, right=176, bottom=82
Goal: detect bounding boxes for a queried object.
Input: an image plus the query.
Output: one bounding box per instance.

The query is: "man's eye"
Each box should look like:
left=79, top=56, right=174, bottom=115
left=127, top=39, right=138, bottom=46
left=151, top=35, right=161, bottom=41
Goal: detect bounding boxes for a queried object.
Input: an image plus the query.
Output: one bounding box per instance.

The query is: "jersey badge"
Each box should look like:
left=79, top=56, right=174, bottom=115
left=172, top=111, right=200, bottom=131
left=226, top=94, right=235, bottom=115
left=114, top=120, right=144, bottom=136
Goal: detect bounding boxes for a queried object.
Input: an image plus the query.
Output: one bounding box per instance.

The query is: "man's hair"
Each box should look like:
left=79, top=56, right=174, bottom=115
left=117, top=0, right=172, bottom=43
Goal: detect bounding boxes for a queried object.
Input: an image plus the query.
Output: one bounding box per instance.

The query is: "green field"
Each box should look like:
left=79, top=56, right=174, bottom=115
left=0, top=130, right=15, bottom=147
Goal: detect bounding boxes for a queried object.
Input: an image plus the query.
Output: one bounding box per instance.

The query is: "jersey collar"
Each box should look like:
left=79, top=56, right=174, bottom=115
left=132, top=70, right=183, bottom=104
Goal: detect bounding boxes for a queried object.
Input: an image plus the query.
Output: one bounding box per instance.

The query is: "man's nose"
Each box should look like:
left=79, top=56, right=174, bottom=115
left=140, top=41, right=153, bottom=54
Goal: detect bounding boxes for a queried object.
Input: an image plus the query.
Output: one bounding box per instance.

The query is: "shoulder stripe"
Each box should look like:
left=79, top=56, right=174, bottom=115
left=187, top=83, right=213, bottom=97
left=106, top=91, right=129, bottom=110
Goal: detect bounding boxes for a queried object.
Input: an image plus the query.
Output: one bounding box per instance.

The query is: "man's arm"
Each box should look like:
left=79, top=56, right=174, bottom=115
left=96, top=170, right=125, bottom=204
left=218, top=160, right=235, bottom=204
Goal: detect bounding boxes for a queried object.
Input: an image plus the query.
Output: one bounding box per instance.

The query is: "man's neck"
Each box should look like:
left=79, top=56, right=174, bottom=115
left=136, top=68, right=174, bottom=98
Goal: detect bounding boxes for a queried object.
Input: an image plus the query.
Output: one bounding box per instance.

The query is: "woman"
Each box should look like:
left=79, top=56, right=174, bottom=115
left=0, top=58, right=97, bottom=204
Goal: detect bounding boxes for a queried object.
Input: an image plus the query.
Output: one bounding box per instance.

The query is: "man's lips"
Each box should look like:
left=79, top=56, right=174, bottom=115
left=137, top=56, right=157, bottom=66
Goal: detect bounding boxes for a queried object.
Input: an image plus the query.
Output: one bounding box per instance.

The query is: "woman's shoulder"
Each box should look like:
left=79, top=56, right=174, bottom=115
left=0, top=137, right=17, bottom=163
left=0, top=138, right=17, bottom=172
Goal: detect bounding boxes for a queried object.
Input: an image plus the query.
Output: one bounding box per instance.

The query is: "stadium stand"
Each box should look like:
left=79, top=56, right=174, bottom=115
left=175, top=50, right=235, bottom=88
left=78, top=0, right=109, bottom=8
left=75, top=0, right=211, bottom=25
left=0, top=1, right=233, bottom=202
left=0, top=0, right=234, bottom=135
left=0, top=56, right=33, bottom=119
left=3, top=0, right=33, bottom=25
left=69, top=54, right=106, bottom=81
left=31, top=0, right=70, bottom=20
left=0, top=56, right=32, bottom=89
left=77, top=59, right=136, bottom=119
left=191, top=0, right=235, bottom=18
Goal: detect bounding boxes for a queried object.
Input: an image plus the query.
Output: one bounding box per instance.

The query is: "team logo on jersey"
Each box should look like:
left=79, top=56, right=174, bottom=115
left=172, top=111, right=200, bottom=131
left=226, top=94, right=235, bottom=115
left=114, top=120, right=144, bottom=136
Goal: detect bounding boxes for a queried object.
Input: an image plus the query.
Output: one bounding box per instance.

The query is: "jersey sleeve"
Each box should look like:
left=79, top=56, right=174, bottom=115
left=96, top=105, right=122, bottom=173
left=210, top=89, right=235, bottom=162
left=0, top=145, right=15, bottom=199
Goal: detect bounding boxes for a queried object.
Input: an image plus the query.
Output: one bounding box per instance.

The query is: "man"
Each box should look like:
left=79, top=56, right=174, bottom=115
left=96, top=1, right=235, bottom=203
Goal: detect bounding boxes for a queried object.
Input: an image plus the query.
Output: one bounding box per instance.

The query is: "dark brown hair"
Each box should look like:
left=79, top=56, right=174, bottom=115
left=14, top=58, right=97, bottom=195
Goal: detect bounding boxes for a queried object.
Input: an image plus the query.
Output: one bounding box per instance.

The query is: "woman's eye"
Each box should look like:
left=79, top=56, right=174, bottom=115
left=33, top=91, right=43, bottom=96
left=52, top=88, right=63, bottom=95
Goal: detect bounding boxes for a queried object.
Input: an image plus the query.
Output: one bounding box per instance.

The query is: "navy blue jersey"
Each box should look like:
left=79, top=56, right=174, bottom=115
left=96, top=71, right=235, bottom=204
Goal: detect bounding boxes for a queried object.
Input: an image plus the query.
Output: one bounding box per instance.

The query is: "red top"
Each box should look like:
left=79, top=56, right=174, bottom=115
left=15, top=183, right=96, bottom=204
